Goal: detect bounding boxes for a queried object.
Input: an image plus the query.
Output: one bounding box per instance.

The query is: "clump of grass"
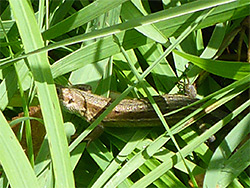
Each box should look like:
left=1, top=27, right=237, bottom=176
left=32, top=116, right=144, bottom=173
left=0, top=0, right=249, bottom=187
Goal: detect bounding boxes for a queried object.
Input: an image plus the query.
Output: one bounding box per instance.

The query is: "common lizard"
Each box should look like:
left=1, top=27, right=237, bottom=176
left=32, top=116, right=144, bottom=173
left=10, top=85, right=213, bottom=149
left=57, top=85, right=199, bottom=127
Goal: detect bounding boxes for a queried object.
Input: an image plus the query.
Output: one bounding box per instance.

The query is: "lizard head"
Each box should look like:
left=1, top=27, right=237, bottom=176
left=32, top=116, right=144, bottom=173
left=57, top=86, right=87, bottom=118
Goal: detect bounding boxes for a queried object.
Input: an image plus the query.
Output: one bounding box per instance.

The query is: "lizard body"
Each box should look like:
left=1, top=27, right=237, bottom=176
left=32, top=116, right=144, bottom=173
left=57, top=85, right=199, bottom=127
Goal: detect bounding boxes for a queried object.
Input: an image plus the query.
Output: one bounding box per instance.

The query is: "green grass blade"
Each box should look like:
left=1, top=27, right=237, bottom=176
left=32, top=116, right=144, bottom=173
left=174, top=50, right=250, bottom=80
left=43, top=0, right=234, bottom=41
left=217, top=139, right=250, bottom=187
left=204, top=112, right=250, bottom=187
left=0, top=111, right=39, bottom=188
left=200, top=22, right=228, bottom=58
left=121, top=1, right=167, bottom=43
left=8, top=0, right=74, bottom=187
left=104, top=135, right=171, bottom=188
left=0, top=66, right=18, bottom=110
left=91, top=129, right=151, bottom=188
left=52, top=36, right=120, bottom=78
left=131, top=98, right=250, bottom=188
left=0, top=0, right=247, bottom=71
left=138, top=43, right=177, bottom=93
left=42, top=0, right=128, bottom=40
left=68, top=4, right=214, bottom=154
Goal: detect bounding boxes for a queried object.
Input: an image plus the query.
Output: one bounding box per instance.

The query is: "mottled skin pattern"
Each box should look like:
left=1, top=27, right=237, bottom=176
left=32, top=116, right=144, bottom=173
left=57, top=85, right=199, bottom=127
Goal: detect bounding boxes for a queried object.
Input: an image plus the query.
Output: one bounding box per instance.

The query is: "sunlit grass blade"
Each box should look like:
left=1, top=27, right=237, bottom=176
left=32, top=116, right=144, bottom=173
left=204, top=112, right=250, bottom=187
left=91, top=129, right=151, bottom=188
left=200, top=22, right=228, bottom=58
left=0, top=59, right=29, bottom=111
left=8, top=0, right=74, bottom=187
left=121, top=1, right=167, bottom=43
left=174, top=50, right=250, bottom=80
left=131, top=98, right=250, bottom=187
left=217, top=140, right=250, bottom=187
left=0, top=0, right=240, bottom=70
left=43, top=0, right=128, bottom=40
left=68, top=4, right=214, bottom=155
left=0, top=112, right=39, bottom=188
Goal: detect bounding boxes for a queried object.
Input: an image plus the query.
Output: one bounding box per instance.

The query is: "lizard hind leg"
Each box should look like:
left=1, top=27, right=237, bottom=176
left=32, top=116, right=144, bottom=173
left=84, top=124, right=105, bottom=147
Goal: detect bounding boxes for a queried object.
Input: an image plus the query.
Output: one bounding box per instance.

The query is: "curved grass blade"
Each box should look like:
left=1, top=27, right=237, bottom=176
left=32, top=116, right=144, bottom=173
left=174, top=50, right=250, bottom=80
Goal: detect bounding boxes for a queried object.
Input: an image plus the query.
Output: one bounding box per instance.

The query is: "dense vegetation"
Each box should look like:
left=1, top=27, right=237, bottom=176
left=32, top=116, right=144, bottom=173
left=0, top=0, right=249, bottom=187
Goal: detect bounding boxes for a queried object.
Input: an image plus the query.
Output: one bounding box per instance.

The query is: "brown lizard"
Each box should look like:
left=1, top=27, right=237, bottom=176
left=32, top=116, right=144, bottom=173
left=57, top=85, right=199, bottom=127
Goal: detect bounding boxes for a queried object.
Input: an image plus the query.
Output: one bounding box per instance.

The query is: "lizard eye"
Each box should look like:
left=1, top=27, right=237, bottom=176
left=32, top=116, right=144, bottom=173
left=68, top=97, right=74, bottom=104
